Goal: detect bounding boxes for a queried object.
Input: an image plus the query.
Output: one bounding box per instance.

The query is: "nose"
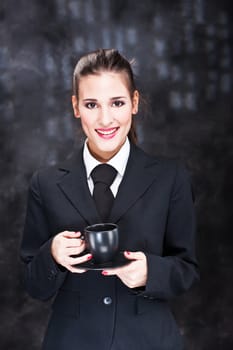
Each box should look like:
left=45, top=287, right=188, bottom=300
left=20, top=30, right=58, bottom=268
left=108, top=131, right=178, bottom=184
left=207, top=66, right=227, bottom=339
left=99, top=106, right=114, bottom=126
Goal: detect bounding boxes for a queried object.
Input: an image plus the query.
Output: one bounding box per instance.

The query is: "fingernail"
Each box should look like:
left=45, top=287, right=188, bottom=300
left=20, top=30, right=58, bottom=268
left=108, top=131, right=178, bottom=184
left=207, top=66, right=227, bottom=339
left=126, top=251, right=130, bottom=255
left=102, top=271, right=108, bottom=275
left=87, top=255, right=92, bottom=260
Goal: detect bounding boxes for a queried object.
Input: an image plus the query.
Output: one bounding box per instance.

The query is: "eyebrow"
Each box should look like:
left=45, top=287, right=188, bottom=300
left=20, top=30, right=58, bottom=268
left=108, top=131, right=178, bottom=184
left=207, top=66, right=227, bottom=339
left=83, top=96, right=127, bottom=101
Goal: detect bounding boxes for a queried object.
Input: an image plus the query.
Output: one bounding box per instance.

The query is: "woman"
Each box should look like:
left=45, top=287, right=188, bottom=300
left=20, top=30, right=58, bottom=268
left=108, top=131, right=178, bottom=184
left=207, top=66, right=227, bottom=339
left=21, top=49, right=199, bottom=350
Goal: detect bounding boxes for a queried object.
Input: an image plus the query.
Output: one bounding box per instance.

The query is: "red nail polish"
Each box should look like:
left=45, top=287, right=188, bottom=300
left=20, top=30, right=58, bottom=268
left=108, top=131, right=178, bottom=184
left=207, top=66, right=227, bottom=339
left=87, top=255, right=92, bottom=260
left=126, top=251, right=130, bottom=255
left=102, top=271, right=108, bottom=275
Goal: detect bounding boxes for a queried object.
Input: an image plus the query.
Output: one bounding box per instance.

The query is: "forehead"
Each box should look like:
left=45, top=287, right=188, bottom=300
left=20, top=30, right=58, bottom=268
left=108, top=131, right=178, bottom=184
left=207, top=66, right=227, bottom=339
left=78, top=71, right=130, bottom=97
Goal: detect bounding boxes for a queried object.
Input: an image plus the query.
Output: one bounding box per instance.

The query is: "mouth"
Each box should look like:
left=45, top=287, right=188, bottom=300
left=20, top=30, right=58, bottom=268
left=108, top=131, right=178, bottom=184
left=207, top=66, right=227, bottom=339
left=95, top=127, right=119, bottom=139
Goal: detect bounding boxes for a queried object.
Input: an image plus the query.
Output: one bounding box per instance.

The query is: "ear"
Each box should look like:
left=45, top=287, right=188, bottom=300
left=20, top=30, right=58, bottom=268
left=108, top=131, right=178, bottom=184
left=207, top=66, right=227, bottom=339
left=72, top=95, right=80, bottom=119
left=132, top=90, right=139, bottom=115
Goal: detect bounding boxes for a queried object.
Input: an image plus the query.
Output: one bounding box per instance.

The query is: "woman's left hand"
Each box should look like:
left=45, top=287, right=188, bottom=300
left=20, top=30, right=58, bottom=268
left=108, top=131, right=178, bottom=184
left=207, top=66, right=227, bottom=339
left=102, top=251, right=148, bottom=289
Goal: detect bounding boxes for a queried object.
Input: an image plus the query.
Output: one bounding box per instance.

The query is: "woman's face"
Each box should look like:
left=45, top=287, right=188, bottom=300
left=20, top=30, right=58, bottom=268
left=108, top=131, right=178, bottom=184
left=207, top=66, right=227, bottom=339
left=72, top=71, right=139, bottom=162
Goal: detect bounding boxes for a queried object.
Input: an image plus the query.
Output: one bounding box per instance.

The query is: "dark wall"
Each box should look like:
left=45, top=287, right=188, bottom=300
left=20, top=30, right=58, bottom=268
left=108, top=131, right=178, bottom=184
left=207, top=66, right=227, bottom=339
left=0, top=0, right=233, bottom=349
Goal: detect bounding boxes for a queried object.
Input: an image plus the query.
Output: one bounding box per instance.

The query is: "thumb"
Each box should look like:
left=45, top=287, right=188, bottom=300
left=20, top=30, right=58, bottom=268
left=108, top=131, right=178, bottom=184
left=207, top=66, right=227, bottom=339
left=124, top=251, right=145, bottom=260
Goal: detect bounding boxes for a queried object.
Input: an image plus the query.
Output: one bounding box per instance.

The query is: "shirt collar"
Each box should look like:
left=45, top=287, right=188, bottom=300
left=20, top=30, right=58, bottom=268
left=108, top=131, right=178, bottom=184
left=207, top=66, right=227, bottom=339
left=83, top=138, right=130, bottom=179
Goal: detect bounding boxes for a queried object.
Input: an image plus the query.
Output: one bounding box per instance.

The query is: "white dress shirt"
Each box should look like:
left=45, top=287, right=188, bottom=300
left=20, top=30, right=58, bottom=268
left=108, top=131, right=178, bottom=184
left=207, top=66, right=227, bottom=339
left=83, top=138, right=130, bottom=197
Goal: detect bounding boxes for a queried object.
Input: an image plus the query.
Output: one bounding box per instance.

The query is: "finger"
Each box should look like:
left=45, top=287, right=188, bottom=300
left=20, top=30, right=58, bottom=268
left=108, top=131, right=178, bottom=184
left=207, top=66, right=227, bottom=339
left=102, top=269, right=120, bottom=276
left=102, top=255, right=145, bottom=276
left=69, top=252, right=92, bottom=266
left=101, top=263, right=133, bottom=276
left=124, top=251, right=145, bottom=260
left=68, top=266, right=87, bottom=274
left=67, top=246, right=85, bottom=256
left=66, top=238, right=85, bottom=248
left=63, top=231, right=82, bottom=239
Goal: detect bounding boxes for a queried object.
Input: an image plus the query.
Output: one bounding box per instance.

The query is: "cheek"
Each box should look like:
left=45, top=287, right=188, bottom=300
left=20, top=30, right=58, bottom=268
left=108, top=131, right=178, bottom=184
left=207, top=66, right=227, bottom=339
left=120, top=109, right=133, bottom=126
left=80, top=116, right=93, bottom=134
left=79, top=110, right=94, bottom=127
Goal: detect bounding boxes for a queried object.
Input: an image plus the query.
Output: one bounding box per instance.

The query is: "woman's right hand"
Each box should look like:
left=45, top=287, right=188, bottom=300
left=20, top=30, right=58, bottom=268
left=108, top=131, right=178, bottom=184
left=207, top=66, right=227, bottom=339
left=51, top=231, right=91, bottom=273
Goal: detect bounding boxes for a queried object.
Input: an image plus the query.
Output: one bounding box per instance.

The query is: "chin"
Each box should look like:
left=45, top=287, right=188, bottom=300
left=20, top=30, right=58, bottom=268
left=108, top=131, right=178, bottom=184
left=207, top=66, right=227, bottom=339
left=94, top=145, right=121, bottom=162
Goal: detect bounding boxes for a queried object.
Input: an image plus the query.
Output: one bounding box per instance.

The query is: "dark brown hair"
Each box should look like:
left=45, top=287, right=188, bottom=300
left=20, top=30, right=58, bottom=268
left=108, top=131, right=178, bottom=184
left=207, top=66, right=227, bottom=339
left=73, top=49, right=138, bottom=144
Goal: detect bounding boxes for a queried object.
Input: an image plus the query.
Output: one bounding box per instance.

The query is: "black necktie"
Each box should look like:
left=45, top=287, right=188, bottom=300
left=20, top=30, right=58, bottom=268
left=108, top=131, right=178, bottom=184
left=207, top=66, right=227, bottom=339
left=91, top=164, right=117, bottom=221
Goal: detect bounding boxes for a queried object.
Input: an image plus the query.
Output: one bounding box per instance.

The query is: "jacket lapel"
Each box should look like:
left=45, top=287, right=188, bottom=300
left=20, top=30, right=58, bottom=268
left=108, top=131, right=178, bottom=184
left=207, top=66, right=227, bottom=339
left=56, top=144, right=159, bottom=225
left=110, top=144, right=159, bottom=223
left=56, top=149, right=101, bottom=225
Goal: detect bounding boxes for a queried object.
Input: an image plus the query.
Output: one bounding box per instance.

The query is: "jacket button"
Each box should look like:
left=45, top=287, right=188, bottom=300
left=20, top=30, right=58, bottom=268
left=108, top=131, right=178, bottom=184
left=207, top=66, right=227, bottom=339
left=103, top=297, right=112, bottom=305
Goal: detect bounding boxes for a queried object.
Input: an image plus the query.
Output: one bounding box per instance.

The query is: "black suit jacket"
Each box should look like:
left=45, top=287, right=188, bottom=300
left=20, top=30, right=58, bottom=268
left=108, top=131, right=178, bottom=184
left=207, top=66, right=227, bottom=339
left=21, top=143, right=199, bottom=350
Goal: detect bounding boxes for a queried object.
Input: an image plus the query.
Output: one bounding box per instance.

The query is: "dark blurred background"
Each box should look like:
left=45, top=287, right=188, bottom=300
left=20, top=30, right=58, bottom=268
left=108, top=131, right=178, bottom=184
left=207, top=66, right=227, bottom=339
left=0, top=0, right=233, bottom=349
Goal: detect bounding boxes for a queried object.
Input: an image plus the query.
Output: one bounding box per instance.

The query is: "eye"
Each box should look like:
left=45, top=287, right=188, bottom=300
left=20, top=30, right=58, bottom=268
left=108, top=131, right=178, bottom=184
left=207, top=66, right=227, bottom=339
left=85, top=102, right=97, bottom=109
left=112, top=100, right=125, bottom=107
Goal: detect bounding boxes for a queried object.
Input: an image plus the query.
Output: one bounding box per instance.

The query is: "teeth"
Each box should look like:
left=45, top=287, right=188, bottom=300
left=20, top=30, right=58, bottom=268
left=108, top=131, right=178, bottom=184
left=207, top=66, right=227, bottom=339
left=97, top=128, right=117, bottom=135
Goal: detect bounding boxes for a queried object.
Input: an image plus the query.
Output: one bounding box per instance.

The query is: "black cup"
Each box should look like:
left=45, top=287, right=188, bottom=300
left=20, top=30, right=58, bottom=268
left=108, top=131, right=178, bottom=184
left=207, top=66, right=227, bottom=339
left=84, top=223, right=119, bottom=263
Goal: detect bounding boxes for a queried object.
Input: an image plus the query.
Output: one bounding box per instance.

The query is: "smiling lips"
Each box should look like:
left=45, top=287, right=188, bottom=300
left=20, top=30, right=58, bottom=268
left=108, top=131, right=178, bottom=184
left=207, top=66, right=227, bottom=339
left=95, top=127, right=119, bottom=139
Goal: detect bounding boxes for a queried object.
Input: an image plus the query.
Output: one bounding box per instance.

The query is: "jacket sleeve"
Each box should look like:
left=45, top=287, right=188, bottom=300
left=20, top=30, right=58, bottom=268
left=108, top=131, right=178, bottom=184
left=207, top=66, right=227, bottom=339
left=141, top=163, right=199, bottom=300
left=20, top=171, right=67, bottom=301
